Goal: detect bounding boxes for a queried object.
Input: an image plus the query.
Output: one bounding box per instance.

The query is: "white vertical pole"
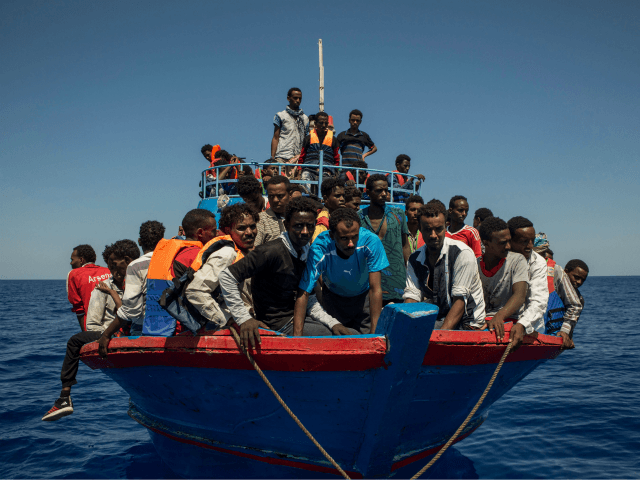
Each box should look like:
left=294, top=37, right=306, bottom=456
left=318, top=39, right=324, bottom=112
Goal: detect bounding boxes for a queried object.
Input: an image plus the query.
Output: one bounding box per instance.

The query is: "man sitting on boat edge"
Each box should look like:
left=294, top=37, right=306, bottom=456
left=219, top=197, right=340, bottom=348
left=183, top=203, right=258, bottom=330
left=43, top=239, right=143, bottom=421
left=403, top=202, right=486, bottom=330
left=294, top=208, right=388, bottom=335
left=478, top=217, right=530, bottom=348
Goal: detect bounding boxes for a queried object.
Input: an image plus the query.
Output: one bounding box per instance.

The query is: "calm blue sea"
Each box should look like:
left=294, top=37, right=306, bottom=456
left=1, top=278, right=638, bottom=479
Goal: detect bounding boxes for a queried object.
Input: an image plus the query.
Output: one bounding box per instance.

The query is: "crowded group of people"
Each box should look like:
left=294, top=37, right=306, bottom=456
left=42, top=87, right=589, bottom=422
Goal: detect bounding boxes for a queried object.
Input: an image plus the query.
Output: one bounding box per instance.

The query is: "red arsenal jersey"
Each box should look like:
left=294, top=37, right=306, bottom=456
left=446, top=225, right=483, bottom=258
left=66, top=263, right=111, bottom=330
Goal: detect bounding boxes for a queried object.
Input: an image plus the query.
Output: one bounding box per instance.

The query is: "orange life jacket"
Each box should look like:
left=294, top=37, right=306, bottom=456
left=392, top=170, right=406, bottom=186
left=310, top=128, right=334, bottom=147
left=190, top=235, right=245, bottom=272
left=546, top=258, right=556, bottom=294
left=147, top=239, right=203, bottom=281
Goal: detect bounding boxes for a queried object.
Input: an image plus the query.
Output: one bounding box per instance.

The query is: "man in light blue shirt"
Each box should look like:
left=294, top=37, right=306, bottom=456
left=293, top=208, right=389, bottom=335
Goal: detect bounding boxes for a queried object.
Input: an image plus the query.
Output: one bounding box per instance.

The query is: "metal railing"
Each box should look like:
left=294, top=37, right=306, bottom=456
left=200, top=152, right=422, bottom=203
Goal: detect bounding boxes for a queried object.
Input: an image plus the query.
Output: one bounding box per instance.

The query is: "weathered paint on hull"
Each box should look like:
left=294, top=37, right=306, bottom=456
left=80, top=303, right=562, bottom=478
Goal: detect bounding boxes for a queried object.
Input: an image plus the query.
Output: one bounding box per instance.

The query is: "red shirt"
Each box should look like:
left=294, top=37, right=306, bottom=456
left=66, top=263, right=112, bottom=330
left=446, top=225, right=483, bottom=258
left=170, top=245, right=201, bottom=278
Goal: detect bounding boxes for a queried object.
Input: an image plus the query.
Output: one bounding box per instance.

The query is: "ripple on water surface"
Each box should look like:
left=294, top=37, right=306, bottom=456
left=0, top=278, right=638, bottom=478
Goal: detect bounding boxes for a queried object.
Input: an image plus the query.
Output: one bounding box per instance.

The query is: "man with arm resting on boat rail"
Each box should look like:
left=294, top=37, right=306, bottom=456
left=294, top=208, right=388, bottom=335
left=403, top=202, right=486, bottom=330
left=219, top=197, right=340, bottom=348
left=42, top=239, right=143, bottom=421
left=506, top=217, right=548, bottom=344
left=478, top=217, right=530, bottom=348
left=184, top=203, right=257, bottom=329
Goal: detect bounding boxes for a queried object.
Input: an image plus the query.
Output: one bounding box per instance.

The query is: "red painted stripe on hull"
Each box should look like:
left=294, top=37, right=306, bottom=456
left=143, top=422, right=364, bottom=478
left=390, top=423, right=481, bottom=471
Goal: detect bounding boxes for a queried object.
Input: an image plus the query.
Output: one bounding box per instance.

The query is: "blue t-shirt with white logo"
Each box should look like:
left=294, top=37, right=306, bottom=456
left=299, top=228, right=390, bottom=297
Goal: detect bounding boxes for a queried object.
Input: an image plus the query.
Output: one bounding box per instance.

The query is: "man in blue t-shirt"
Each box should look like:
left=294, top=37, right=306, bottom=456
left=293, top=208, right=389, bottom=335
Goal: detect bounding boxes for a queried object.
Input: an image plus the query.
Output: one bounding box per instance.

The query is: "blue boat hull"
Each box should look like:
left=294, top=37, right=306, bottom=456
left=81, top=304, right=562, bottom=478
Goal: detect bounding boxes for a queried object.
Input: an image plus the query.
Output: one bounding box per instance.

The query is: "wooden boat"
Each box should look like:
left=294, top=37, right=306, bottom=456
left=80, top=304, right=562, bottom=478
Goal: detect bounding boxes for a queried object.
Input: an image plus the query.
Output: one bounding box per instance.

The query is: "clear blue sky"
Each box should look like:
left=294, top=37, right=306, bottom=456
left=1, top=0, right=639, bottom=278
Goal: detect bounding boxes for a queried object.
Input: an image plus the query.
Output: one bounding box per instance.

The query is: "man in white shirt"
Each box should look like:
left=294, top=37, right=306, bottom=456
left=507, top=216, right=548, bottom=344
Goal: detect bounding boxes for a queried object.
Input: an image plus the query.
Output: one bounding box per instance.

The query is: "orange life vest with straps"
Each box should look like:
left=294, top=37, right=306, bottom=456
left=310, top=128, right=334, bottom=147
left=546, top=258, right=556, bottom=294
left=147, top=239, right=203, bottom=281
left=392, top=170, right=406, bottom=186
left=190, top=235, right=245, bottom=272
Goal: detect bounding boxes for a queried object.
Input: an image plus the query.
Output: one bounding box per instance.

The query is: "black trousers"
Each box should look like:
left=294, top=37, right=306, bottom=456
left=321, top=284, right=371, bottom=334
left=60, top=331, right=102, bottom=388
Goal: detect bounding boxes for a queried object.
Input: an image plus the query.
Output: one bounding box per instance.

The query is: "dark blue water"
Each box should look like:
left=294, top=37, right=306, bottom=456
left=1, top=278, right=638, bottom=479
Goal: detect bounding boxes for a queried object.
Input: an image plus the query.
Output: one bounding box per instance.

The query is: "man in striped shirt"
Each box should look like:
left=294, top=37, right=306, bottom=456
left=446, top=195, right=483, bottom=258
left=552, top=259, right=589, bottom=349
left=336, top=109, right=377, bottom=167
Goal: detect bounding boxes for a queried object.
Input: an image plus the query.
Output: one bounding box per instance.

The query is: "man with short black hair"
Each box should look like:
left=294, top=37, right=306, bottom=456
left=478, top=217, right=529, bottom=348
left=473, top=208, right=494, bottom=229
left=67, top=244, right=112, bottom=331
left=447, top=195, right=482, bottom=258
left=405, top=195, right=425, bottom=253
left=298, top=111, right=341, bottom=193
left=336, top=109, right=377, bottom=167
left=546, top=259, right=589, bottom=349
left=185, top=203, right=258, bottom=329
left=295, top=208, right=388, bottom=335
left=388, top=154, right=425, bottom=201
left=404, top=202, right=486, bottom=330
left=312, top=177, right=346, bottom=242
left=238, top=175, right=266, bottom=213
left=507, top=216, right=548, bottom=336
left=255, top=175, right=291, bottom=246
left=271, top=88, right=309, bottom=166
left=360, top=174, right=410, bottom=304
left=219, top=198, right=339, bottom=347
left=43, top=239, right=142, bottom=421
left=344, top=186, right=362, bottom=211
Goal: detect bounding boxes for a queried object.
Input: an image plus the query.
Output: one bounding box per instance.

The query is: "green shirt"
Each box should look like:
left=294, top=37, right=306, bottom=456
left=359, top=206, right=408, bottom=301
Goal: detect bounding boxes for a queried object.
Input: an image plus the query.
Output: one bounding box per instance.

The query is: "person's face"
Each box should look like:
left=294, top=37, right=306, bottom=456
left=406, top=202, right=423, bottom=225
left=358, top=169, right=368, bottom=184
left=108, top=253, right=129, bottom=286
left=315, top=117, right=329, bottom=136
left=203, top=150, right=212, bottom=162
left=324, top=186, right=345, bottom=212
left=196, top=217, right=217, bottom=244
left=285, top=211, right=316, bottom=250
left=483, top=229, right=511, bottom=260
left=349, top=115, right=362, bottom=130
left=345, top=196, right=362, bottom=211
left=267, top=182, right=291, bottom=215
left=287, top=90, right=302, bottom=109
left=449, top=200, right=469, bottom=225
left=330, top=221, right=360, bottom=258
left=227, top=214, right=257, bottom=251
left=178, top=226, right=185, bottom=236
left=264, top=165, right=277, bottom=177
left=510, top=226, right=535, bottom=260
left=397, top=160, right=411, bottom=174
left=368, top=180, right=389, bottom=207
left=70, top=250, right=83, bottom=269
left=567, top=267, right=588, bottom=290
left=420, top=213, right=447, bottom=254
left=242, top=192, right=265, bottom=213
left=473, top=216, right=481, bottom=229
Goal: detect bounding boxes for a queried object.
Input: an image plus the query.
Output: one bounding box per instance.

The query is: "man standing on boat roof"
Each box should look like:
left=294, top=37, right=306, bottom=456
left=359, top=174, right=411, bottom=305
left=478, top=217, right=530, bottom=347
left=403, top=202, right=486, bottom=330
left=271, top=88, right=309, bottom=166
left=507, top=216, right=548, bottom=339
left=295, top=208, right=388, bottom=335
left=298, top=111, right=341, bottom=193
left=185, top=204, right=258, bottom=329
left=255, top=175, right=291, bottom=246
left=66, top=244, right=111, bottom=331
left=219, top=197, right=339, bottom=348
left=336, top=109, right=377, bottom=167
